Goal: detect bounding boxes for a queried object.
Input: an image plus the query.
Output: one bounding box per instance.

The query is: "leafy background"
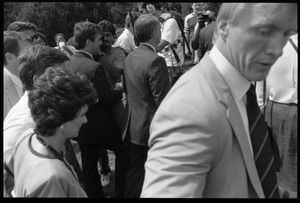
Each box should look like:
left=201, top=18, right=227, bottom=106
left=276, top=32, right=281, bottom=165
left=4, top=2, right=193, bottom=47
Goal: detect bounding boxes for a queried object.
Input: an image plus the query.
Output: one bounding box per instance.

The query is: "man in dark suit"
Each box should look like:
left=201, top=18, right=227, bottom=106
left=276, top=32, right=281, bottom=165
left=123, top=14, right=171, bottom=198
left=69, top=21, right=128, bottom=198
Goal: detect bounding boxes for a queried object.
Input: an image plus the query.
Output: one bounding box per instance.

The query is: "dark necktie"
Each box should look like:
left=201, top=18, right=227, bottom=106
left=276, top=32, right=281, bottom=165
left=246, top=84, right=280, bottom=198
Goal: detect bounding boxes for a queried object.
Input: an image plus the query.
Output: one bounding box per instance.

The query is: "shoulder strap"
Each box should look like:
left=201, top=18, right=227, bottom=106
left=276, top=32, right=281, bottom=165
left=166, top=16, right=192, bottom=56
left=289, top=38, right=298, bottom=53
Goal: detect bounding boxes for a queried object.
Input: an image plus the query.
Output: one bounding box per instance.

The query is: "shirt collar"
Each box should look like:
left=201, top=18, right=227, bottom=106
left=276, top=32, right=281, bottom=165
left=75, top=50, right=94, bottom=60
left=4, top=67, right=22, bottom=90
left=209, top=46, right=251, bottom=101
left=140, top=43, right=157, bottom=53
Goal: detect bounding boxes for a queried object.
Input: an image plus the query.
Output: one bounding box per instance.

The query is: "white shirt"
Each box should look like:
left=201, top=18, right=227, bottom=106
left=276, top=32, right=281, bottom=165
left=158, top=18, right=184, bottom=67
left=3, top=91, right=35, bottom=161
left=113, top=28, right=137, bottom=54
left=4, top=68, right=23, bottom=97
left=209, top=46, right=253, bottom=157
left=256, top=34, right=298, bottom=108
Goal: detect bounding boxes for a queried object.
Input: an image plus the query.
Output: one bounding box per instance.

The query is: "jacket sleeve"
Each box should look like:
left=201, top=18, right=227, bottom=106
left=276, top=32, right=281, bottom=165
left=148, top=56, right=171, bottom=107
left=91, top=64, right=122, bottom=107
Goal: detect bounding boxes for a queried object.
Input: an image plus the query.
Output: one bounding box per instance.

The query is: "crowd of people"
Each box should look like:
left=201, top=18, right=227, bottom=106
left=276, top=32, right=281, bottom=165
left=3, top=2, right=298, bottom=198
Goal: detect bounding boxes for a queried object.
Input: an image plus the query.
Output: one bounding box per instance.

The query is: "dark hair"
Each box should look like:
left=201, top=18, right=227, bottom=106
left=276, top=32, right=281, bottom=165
left=146, top=2, right=161, bottom=10
left=28, top=66, right=97, bottom=137
left=7, top=21, right=38, bottom=32
left=134, top=14, right=159, bottom=43
left=4, top=31, right=32, bottom=65
left=125, top=11, right=139, bottom=29
left=98, top=20, right=116, bottom=36
left=74, top=21, right=102, bottom=50
left=18, top=45, right=69, bottom=91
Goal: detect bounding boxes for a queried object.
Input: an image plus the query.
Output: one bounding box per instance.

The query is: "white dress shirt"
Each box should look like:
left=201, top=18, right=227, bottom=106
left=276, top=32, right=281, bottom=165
left=3, top=91, right=35, bottom=161
left=113, top=28, right=137, bottom=54
left=256, top=34, right=298, bottom=108
left=209, top=46, right=253, bottom=156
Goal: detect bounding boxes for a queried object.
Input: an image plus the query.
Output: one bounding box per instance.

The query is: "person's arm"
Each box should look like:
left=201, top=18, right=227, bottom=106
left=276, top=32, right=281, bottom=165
left=99, top=56, right=122, bottom=82
left=91, top=64, right=123, bottom=107
left=191, top=21, right=205, bottom=50
left=148, top=56, right=171, bottom=106
left=156, top=39, right=170, bottom=52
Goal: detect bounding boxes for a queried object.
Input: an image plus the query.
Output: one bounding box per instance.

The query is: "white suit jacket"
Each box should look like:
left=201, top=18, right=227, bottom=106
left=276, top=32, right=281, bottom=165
left=141, top=54, right=264, bottom=198
left=3, top=68, right=22, bottom=120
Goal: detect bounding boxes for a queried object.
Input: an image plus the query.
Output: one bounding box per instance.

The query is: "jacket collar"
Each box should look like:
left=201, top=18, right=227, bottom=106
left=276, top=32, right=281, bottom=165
left=199, top=54, right=265, bottom=198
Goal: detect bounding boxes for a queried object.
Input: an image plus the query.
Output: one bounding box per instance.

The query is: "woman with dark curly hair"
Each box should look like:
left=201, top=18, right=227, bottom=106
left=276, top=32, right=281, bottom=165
left=4, top=66, right=97, bottom=197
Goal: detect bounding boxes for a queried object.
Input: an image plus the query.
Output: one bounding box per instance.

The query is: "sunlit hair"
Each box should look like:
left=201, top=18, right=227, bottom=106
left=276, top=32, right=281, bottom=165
left=134, top=14, right=159, bottom=43
left=28, top=66, right=97, bottom=137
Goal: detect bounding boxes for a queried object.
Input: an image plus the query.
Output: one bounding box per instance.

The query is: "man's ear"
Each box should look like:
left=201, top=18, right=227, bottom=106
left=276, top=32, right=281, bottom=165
left=217, top=19, right=230, bottom=40
left=5, top=52, right=15, bottom=64
left=85, top=38, right=92, bottom=48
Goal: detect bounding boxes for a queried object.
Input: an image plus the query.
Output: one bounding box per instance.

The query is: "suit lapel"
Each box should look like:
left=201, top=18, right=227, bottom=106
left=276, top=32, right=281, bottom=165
left=200, top=55, right=264, bottom=198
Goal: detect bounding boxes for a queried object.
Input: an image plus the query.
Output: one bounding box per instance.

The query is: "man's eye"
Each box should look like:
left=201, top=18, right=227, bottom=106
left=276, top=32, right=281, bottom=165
left=257, top=28, right=271, bottom=36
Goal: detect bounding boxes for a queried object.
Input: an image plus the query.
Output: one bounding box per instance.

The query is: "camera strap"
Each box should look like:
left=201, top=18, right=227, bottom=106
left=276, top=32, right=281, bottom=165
left=289, top=38, right=298, bottom=53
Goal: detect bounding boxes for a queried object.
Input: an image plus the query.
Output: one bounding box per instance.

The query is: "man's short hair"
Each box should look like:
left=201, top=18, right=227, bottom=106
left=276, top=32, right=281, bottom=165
left=3, top=31, right=32, bottom=65
left=134, top=14, right=159, bottom=43
left=7, top=21, right=38, bottom=32
left=73, top=21, right=102, bottom=50
left=98, top=20, right=116, bottom=36
left=18, top=45, right=70, bottom=91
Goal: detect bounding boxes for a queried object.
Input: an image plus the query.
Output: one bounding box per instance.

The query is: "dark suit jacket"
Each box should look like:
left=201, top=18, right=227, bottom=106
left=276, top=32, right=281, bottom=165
left=199, top=21, right=216, bottom=59
left=69, top=51, right=123, bottom=144
left=123, top=44, right=171, bottom=146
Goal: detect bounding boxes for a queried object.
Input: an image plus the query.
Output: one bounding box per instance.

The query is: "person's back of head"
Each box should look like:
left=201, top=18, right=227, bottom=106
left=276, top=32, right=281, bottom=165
left=28, top=66, right=97, bottom=137
left=73, top=21, right=102, bottom=50
left=4, top=31, right=32, bottom=66
left=134, top=14, right=160, bottom=44
left=18, top=44, right=70, bottom=91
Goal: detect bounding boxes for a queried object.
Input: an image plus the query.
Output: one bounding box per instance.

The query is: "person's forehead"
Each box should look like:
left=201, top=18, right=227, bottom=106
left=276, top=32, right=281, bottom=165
left=242, top=4, right=297, bottom=28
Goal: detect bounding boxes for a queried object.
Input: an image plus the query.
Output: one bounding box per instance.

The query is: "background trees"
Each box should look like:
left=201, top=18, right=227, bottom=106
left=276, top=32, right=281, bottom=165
left=4, top=2, right=193, bottom=47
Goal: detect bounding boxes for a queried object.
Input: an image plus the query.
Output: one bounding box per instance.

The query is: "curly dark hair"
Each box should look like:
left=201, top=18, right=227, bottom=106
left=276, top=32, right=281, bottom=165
left=28, top=66, right=97, bottom=137
left=74, top=21, right=102, bottom=50
left=18, top=45, right=69, bottom=91
left=98, top=20, right=116, bottom=36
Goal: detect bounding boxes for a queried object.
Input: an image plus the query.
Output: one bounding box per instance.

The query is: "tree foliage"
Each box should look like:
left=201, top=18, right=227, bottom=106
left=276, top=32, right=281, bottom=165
left=4, top=2, right=192, bottom=47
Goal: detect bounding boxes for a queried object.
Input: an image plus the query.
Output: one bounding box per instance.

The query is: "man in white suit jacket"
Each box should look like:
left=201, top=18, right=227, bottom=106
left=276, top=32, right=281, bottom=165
left=3, top=31, right=32, bottom=120
left=141, top=3, right=297, bottom=198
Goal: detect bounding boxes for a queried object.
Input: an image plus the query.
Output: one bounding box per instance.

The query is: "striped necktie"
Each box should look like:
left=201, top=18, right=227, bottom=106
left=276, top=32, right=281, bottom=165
left=246, top=84, right=280, bottom=198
